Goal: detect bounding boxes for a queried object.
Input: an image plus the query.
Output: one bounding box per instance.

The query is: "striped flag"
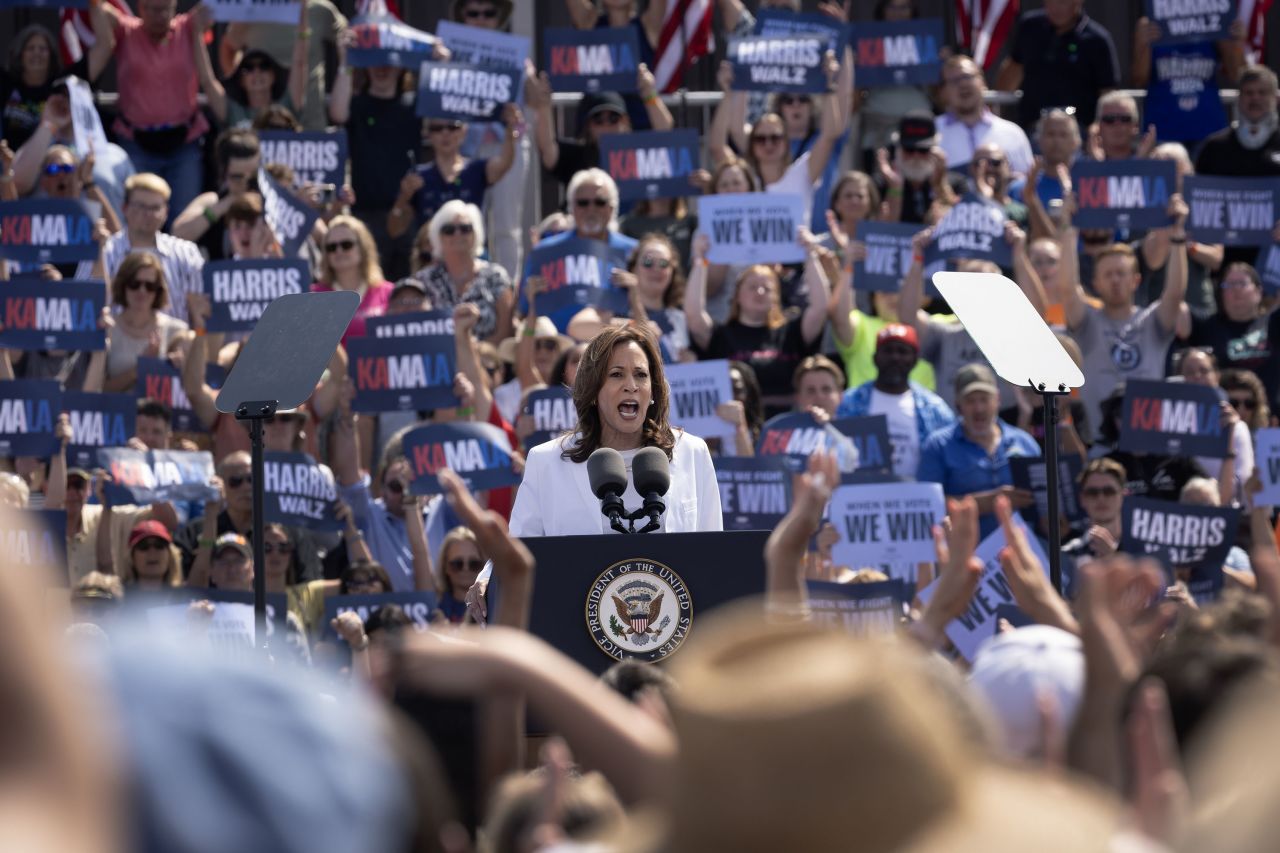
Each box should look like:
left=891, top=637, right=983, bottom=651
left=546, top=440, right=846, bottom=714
left=354, top=0, right=402, bottom=18
left=59, top=0, right=131, bottom=66
left=1240, top=0, right=1272, bottom=65
left=652, top=0, right=714, bottom=93
left=954, top=0, right=1019, bottom=71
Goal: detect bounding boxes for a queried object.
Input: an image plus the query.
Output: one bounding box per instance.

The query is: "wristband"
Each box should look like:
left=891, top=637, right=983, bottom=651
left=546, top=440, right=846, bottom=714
left=643, top=93, right=659, bottom=106
left=912, top=252, right=924, bottom=264
left=203, top=206, right=218, bottom=225
left=194, top=327, right=206, bottom=337
left=887, top=186, right=903, bottom=198
left=521, top=326, right=537, bottom=337
left=457, top=406, right=475, bottom=418
left=697, top=257, right=709, bottom=267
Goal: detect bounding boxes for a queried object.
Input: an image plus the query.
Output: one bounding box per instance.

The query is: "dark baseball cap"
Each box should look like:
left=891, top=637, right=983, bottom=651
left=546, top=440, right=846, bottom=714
left=895, top=110, right=939, bottom=152
left=581, top=91, right=627, bottom=120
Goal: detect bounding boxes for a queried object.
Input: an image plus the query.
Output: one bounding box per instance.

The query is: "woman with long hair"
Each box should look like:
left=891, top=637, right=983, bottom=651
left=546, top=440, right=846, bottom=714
left=611, top=233, right=691, bottom=362
left=104, top=252, right=189, bottom=393
left=121, top=520, right=183, bottom=590
left=435, top=526, right=486, bottom=624
left=311, top=214, right=394, bottom=344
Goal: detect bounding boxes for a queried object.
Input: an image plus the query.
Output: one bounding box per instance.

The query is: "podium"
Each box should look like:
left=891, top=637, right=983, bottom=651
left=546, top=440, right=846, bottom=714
left=502, top=531, right=770, bottom=675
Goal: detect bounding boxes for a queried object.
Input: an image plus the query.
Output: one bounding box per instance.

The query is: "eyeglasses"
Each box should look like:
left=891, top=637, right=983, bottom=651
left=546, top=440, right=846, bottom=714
left=263, top=542, right=293, bottom=554
left=448, top=557, right=485, bottom=572
left=1221, top=278, right=1256, bottom=291
left=440, top=223, right=474, bottom=237
left=241, top=60, right=272, bottom=73
left=227, top=474, right=253, bottom=488
left=384, top=480, right=405, bottom=494
left=589, top=111, right=623, bottom=126
left=778, top=95, right=809, bottom=107
left=126, top=277, right=161, bottom=292
left=134, top=538, right=168, bottom=552
left=1229, top=397, right=1258, bottom=412
left=751, top=133, right=784, bottom=146
left=640, top=255, right=671, bottom=270
left=574, top=197, right=610, bottom=209
left=1081, top=486, right=1120, bottom=499
left=464, top=6, right=497, bottom=19
left=427, top=122, right=464, bottom=134
left=483, top=362, right=502, bottom=374
left=43, top=162, right=75, bottom=176
left=1099, top=114, right=1135, bottom=125
left=534, top=338, right=560, bottom=352
left=346, top=576, right=380, bottom=590
left=226, top=171, right=251, bottom=184
left=66, top=478, right=89, bottom=491
left=975, top=156, right=1005, bottom=168
left=325, top=239, right=356, bottom=253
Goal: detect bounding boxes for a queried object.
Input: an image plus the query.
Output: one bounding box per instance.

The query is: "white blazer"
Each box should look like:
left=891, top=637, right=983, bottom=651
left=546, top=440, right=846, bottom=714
left=509, top=430, right=724, bottom=537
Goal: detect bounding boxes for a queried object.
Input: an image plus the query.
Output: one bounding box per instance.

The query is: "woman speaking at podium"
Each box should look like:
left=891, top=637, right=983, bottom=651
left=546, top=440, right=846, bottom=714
left=509, top=325, right=723, bottom=536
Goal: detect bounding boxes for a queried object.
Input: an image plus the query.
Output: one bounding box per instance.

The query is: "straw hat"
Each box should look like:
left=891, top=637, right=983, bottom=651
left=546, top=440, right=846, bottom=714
left=496, top=316, right=574, bottom=364
left=648, top=608, right=1118, bottom=853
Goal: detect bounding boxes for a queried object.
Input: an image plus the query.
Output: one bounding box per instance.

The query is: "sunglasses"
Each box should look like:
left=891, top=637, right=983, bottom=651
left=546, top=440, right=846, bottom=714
left=66, top=478, right=90, bottom=490
left=1229, top=397, right=1257, bottom=411
left=43, top=162, right=75, bottom=176
left=778, top=95, right=810, bottom=106
left=464, top=7, right=497, bottom=19
left=448, top=557, right=485, bottom=572
left=640, top=255, right=671, bottom=270
left=751, top=133, right=784, bottom=145
left=325, top=239, right=356, bottom=253
left=263, top=542, right=293, bottom=554
left=227, top=474, right=253, bottom=488
left=127, top=278, right=161, bottom=292
left=226, top=171, right=251, bottom=183
left=134, top=538, right=169, bottom=552
left=1099, top=114, right=1134, bottom=125
left=1081, top=486, right=1120, bottom=499
left=483, top=361, right=502, bottom=374
left=440, top=223, right=474, bottom=237
left=589, top=111, right=623, bottom=126
left=975, top=157, right=1005, bottom=168
left=384, top=480, right=405, bottom=495
left=346, top=576, right=380, bottom=589
left=534, top=338, right=561, bottom=352
left=428, top=122, right=463, bottom=134
left=241, top=60, right=272, bottom=73
left=574, top=197, right=610, bottom=209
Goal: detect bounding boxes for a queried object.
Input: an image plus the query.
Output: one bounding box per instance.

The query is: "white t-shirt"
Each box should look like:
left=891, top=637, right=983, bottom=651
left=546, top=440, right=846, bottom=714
left=869, top=388, right=920, bottom=479
left=766, top=151, right=815, bottom=231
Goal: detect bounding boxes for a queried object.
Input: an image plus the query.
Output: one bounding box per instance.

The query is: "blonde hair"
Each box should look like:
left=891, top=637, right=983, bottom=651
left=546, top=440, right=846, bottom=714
left=124, top=172, right=172, bottom=203
left=729, top=265, right=786, bottom=329
left=123, top=542, right=183, bottom=588
left=319, top=215, right=384, bottom=286
left=437, top=526, right=480, bottom=597
left=0, top=472, right=29, bottom=508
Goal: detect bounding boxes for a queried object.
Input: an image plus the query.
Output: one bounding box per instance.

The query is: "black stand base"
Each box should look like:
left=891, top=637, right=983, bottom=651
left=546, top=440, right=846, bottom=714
left=1035, top=383, right=1068, bottom=596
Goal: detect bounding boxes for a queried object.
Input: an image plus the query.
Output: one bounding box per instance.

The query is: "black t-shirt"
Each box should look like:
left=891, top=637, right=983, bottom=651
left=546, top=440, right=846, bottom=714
left=550, top=138, right=598, bottom=188
left=696, top=317, right=818, bottom=399
left=1189, top=311, right=1280, bottom=408
left=1010, top=11, right=1120, bottom=130
left=174, top=510, right=322, bottom=583
left=347, top=92, right=422, bottom=211
left=1105, top=450, right=1206, bottom=502
left=1194, top=128, right=1280, bottom=178
left=0, top=57, right=89, bottom=150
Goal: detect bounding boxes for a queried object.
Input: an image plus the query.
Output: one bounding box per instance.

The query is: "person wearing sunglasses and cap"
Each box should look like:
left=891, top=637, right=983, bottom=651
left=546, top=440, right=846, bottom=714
left=121, top=519, right=182, bottom=591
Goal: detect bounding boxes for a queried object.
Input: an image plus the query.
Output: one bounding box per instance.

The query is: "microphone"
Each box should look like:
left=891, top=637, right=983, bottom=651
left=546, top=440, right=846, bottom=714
left=630, top=447, right=670, bottom=534
left=587, top=448, right=631, bottom=534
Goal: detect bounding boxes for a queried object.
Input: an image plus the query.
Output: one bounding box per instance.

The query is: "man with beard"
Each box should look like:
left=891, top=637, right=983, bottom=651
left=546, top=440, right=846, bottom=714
left=936, top=55, right=1033, bottom=177
left=835, top=324, right=954, bottom=479
left=876, top=111, right=961, bottom=225
left=1195, top=66, right=1280, bottom=177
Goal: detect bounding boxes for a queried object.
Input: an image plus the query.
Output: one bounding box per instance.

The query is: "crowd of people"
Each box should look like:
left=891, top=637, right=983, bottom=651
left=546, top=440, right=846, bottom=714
left=3, top=0, right=1280, bottom=850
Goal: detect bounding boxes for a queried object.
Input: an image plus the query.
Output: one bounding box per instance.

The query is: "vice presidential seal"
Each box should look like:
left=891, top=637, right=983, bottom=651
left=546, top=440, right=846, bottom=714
left=585, top=559, right=692, bottom=662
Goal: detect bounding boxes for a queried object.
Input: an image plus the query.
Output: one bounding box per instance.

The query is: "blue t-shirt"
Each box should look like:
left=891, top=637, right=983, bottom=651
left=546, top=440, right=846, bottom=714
left=793, top=130, right=848, bottom=241
left=1145, top=42, right=1226, bottom=145
left=520, top=230, right=638, bottom=331
left=916, top=419, right=1041, bottom=538
left=412, top=158, right=490, bottom=228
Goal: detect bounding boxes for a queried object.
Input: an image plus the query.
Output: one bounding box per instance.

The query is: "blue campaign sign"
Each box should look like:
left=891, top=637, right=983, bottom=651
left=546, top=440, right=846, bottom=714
left=257, top=168, right=318, bottom=258
left=64, top=390, right=135, bottom=470
left=347, top=334, right=459, bottom=413
left=1119, top=496, right=1239, bottom=599
left=755, top=411, right=891, bottom=475
left=0, top=379, right=61, bottom=457
left=324, top=591, right=440, bottom=639
left=435, top=20, right=529, bottom=102
left=1009, top=454, right=1086, bottom=529
left=416, top=60, right=517, bottom=122
left=1259, top=243, right=1280, bottom=294
left=0, top=0, right=85, bottom=7
left=713, top=456, right=793, bottom=531
left=0, top=508, right=67, bottom=585
left=263, top=451, right=343, bottom=532
left=698, top=193, right=807, bottom=265
left=925, top=193, right=1011, bottom=268
left=1118, top=378, right=1230, bottom=458
left=523, top=235, right=627, bottom=316
left=206, top=0, right=299, bottom=24
left=853, top=221, right=918, bottom=291
left=135, top=357, right=213, bottom=433
left=366, top=308, right=456, bottom=340
left=348, top=13, right=438, bottom=69
left=1146, top=0, right=1236, bottom=45
left=850, top=19, right=944, bottom=87
left=754, top=9, right=845, bottom=51
left=402, top=422, right=521, bottom=496
left=258, top=130, right=348, bottom=187
left=523, top=385, right=575, bottom=449
left=202, top=258, right=309, bottom=333
left=807, top=579, right=910, bottom=634
left=0, top=278, right=104, bottom=351
left=598, top=130, right=700, bottom=202
left=544, top=27, right=641, bottom=94
left=97, top=448, right=218, bottom=506
left=729, top=33, right=829, bottom=94
left=0, top=198, right=99, bottom=263
left=1185, top=176, right=1280, bottom=246
left=1071, top=159, right=1177, bottom=230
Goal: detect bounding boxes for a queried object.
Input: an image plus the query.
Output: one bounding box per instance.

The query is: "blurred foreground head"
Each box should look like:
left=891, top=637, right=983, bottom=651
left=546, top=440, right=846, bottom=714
left=660, top=609, right=1118, bottom=853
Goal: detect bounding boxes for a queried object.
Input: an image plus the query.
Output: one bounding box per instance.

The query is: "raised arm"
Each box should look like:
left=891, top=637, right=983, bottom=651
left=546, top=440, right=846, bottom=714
left=766, top=451, right=838, bottom=616
left=683, top=234, right=714, bottom=350
left=898, top=227, right=932, bottom=336
left=1021, top=158, right=1057, bottom=241
left=87, top=0, right=117, bottom=81
left=707, top=61, right=744, bottom=168
left=185, top=479, right=223, bottom=588
left=286, top=2, right=310, bottom=114
left=524, top=67, right=561, bottom=172
left=637, top=64, right=673, bottom=131
left=190, top=4, right=227, bottom=124
left=485, top=103, right=522, bottom=186
left=1156, top=194, right=1189, bottom=334
left=328, top=32, right=353, bottom=126
left=799, top=230, right=831, bottom=344
left=1008, top=221, right=1048, bottom=316
left=44, top=415, right=71, bottom=511
left=805, top=47, right=853, bottom=185
left=563, top=0, right=599, bottom=29
left=1056, top=171, right=1089, bottom=331
left=1131, top=18, right=1158, bottom=88
left=180, top=294, right=220, bottom=431
left=453, top=303, right=495, bottom=419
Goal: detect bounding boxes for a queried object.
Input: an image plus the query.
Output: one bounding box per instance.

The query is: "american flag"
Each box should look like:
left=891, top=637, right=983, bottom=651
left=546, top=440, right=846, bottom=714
left=652, top=0, right=714, bottom=93
left=59, top=0, right=130, bottom=66
left=954, top=0, right=1020, bottom=71
left=1240, top=0, right=1273, bottom=65
left=354, top=0, right=401, bottom=18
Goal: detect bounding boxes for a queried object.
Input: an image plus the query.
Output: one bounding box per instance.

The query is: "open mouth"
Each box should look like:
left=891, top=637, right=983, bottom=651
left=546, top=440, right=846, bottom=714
left=618, top=400, right=640, bottom=420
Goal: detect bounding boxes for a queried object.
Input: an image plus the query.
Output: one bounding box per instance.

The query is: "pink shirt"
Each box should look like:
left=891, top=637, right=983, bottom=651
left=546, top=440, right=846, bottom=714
left=311, top=281, right=393, bottom=345
left=112, top=11, right=210, bottom=141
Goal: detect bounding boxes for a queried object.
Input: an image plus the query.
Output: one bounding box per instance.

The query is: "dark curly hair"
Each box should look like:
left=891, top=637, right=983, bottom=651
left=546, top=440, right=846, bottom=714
left=564, top=325, right=675, bottom=463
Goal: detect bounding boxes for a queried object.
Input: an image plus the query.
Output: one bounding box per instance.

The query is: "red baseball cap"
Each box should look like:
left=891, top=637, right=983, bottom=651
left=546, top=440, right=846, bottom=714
left=876, top=324, right=919, bottom=352
left=128, top=519, right=173, bottom=550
